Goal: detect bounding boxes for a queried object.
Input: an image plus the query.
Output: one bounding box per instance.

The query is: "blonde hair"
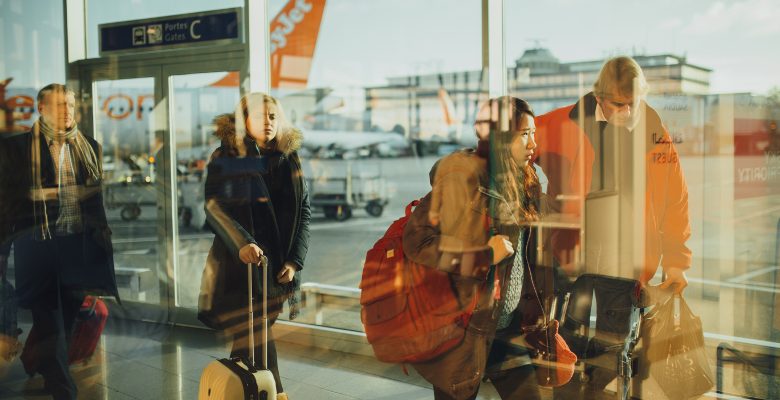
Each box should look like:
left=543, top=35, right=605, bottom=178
left=593, top=56, right=649, bottom=99
left=37, top=83, right=75, bottom=107
left=234, top=92, right=300, bottom=152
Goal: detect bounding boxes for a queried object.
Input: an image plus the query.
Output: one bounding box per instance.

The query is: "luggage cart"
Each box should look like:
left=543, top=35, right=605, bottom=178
left=104, top=172, right=192, bottom=226
left=306, top=160, right=389, bottom=221
left=554, top=274, right=665, bottom=400
left=104, top=174, right=157, bottom=222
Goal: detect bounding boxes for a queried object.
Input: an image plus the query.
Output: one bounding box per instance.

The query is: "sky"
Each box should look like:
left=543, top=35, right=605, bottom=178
left=2, top=0, right=779, bottom=95
left=505, top=0, right=780, bottom=95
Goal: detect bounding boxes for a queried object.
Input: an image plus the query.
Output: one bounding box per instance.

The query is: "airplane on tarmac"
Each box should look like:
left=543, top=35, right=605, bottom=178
left=303, top=129, right=411, bottom=159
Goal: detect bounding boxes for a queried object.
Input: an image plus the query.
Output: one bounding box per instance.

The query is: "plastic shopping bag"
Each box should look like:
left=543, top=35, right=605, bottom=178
left=643, top=294, right=714, bottom=400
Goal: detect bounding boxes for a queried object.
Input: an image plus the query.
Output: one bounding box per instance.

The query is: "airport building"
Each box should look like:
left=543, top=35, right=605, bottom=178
left=0, top=1, right=779, bottom=399
left=366, top=48, right=713, bottom=142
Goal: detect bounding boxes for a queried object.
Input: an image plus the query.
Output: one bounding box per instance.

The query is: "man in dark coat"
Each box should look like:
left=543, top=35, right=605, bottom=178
left=0, top=83, right=118, bottom=400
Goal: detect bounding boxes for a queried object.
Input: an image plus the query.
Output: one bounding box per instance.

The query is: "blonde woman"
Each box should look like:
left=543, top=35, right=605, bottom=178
left=198, top=93, right=310, bottom=400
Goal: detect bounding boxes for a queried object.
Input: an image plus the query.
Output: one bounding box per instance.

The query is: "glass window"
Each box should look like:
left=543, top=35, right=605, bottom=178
left=7, top=0, right=780, bottom=397
left=507, top=1, right=780, bottom=398
left=0, top=0, right=65, bottom=287
left=94, top=77, right=163, bottom=304
left=170, top=72, right=241, bottom=309
left=269, top=0, right=486, bottom=331
left=0, top=0, right=64, bottom=132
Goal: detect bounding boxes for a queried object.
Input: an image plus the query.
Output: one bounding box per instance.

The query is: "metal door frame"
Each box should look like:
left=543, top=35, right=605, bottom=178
left=71, top=45, right=246, bottom=324
left=163, top=59, right=244, bottom=326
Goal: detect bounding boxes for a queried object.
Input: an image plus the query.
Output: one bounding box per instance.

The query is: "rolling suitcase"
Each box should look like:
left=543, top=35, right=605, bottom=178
left=20, top=295, right=107, bottom=376
left=199, top=256, right=277, bottom=400
left=68, top=296, right=108, bottom=365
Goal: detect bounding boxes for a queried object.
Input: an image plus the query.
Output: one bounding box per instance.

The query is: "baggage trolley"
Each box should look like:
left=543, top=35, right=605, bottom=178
left=555, top=274, right=666, bottom=399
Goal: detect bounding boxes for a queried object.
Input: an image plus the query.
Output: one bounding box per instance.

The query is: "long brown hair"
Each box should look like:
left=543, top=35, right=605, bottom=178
left=481, top=96, right=541, bottom=222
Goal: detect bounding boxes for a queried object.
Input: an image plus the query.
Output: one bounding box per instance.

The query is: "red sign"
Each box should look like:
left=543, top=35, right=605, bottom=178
left=734, top=118, right=780, bottom=199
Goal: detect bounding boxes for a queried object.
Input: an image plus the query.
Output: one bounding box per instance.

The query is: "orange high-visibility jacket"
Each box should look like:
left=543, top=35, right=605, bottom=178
left=534, top=93, right=691, bottom=282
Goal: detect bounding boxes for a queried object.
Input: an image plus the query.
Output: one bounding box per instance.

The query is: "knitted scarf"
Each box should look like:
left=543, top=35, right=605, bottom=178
left=31, top=118, right=100, bottom=239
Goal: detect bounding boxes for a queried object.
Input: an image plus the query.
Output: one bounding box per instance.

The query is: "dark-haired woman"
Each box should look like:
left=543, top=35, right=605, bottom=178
left=403, top=97, right=543, bottom=400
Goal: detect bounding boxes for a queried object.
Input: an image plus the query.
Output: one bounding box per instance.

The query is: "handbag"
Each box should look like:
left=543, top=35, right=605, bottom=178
left=642, top=294, right=714, bottom=399
left=523, top=319, right=578, bottom=387
left=518, top=252, right=577, bottom=387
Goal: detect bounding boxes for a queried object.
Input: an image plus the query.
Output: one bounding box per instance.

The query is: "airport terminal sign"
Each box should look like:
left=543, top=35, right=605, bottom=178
left=100, top=8, right=242, bottom=55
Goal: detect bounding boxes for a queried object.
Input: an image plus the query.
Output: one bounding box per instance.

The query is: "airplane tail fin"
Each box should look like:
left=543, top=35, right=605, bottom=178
left=438, top=87, right=461, bottom=127
left=210, top=0, right=327, bottom=89
left=270, top=0, right=327, bottom=89
left=209, top=72, right=240, bottom=87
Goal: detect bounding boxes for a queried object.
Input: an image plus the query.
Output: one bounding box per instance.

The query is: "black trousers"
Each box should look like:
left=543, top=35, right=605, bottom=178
left=15, top=233, right=86, bottom=400
left=230, top=317, right=283, bottom=393
left=553, top=276, right=640, bottom=399
left=553, top=364, right=621, bottom=400
left=28, top=289, right=83, bottom=400
left=433, top=365, right=541, bottom=400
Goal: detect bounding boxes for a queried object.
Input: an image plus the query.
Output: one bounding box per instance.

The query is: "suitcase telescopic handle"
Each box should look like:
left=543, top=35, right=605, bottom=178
left=247, top=256, right=269, bottom=371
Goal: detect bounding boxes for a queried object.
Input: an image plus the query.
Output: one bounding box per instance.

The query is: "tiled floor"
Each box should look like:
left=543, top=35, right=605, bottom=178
left=0, top=315, right=508, bottom=399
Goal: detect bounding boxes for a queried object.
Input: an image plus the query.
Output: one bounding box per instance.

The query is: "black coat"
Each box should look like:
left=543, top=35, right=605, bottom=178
left=0, top=129, right=119, bottom=306
left=198, top=137, right=311, bottom=330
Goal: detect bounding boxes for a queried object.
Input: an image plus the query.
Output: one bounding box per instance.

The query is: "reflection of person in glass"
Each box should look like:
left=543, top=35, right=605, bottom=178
left=403, top=97, right=543, bottom=399
left=198, top=93, right=310, bottom=400
left=536, top=56, right=690, bottom=289
left=0, top=84, right=118, bottom=400
left=534, top=56, right=692, bottom=397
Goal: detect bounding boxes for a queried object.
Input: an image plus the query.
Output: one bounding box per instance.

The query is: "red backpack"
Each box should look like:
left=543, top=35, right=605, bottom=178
left=360, top=198, right=476, bottom=364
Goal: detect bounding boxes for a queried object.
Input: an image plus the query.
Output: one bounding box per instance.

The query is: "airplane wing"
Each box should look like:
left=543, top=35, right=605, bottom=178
left=303, top=130, right=406, bottom=151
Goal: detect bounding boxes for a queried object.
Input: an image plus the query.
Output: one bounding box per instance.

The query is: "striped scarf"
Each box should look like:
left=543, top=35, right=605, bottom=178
left=31, top=118, right=101, bottom=239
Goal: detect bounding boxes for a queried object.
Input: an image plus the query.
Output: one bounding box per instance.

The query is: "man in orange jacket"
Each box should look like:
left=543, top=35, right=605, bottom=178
left=534, top=55, right=690, bottom=289
left=534, top=56, right=692, bottom=397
